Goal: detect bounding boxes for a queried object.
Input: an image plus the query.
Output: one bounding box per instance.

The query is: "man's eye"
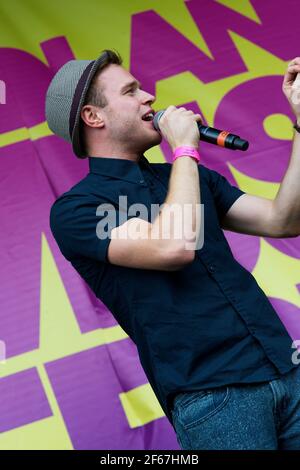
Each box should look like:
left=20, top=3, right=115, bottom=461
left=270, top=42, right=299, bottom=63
left=126, top=89, right=136, bottom=94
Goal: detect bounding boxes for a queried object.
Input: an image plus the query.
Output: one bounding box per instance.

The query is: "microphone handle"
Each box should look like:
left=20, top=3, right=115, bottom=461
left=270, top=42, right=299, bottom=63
left=153, top=110, right=249, bottom=151
left=198, top=125, right=249, bottom=151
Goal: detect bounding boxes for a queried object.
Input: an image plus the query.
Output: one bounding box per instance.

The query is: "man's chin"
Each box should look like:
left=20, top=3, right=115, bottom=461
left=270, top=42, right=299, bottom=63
left=150, top=129, right=162, bottom=145
left=144, top=132, right=162, bottom=151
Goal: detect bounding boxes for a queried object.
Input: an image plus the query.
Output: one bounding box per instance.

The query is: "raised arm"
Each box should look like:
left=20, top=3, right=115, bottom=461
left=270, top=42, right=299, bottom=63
left=108, top=106, right=203, bottom=270
left=221, top=58, right=300, bottom=239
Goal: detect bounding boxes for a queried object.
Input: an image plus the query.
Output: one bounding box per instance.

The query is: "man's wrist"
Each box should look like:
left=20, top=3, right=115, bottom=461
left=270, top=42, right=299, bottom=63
left=172, top=146, right=200, bottom=163
left=171, top=143, right=198, bottom=152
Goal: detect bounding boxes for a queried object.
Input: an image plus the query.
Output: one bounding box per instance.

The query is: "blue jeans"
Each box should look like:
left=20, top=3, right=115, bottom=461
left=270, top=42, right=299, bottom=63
left=171, top=365, right=300, bottom=450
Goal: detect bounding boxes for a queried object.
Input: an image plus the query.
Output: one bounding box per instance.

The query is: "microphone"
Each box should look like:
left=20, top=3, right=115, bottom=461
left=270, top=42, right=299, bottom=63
left=153, top=110, right=249, bottom=151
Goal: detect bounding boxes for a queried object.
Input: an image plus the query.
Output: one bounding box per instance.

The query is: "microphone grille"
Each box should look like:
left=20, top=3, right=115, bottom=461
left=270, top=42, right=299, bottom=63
left=153, top=110, right=165, bottom=131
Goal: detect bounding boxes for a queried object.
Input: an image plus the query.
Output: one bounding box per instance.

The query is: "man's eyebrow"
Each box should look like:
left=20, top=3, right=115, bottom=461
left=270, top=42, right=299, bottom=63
left=120, top=80, right=141, bottom=92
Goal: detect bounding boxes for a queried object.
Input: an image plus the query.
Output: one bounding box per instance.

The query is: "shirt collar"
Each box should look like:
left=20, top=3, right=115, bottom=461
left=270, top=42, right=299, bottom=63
left=88, top=155, right=150, bottom=184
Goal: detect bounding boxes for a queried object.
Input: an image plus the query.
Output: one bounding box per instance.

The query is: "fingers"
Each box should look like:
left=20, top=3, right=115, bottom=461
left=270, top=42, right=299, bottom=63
left=165, top=105, right=197, bottom=114
left=160, top=105, right=176, bottom=124
left=165, top=105, right=202, bottom=117
left=292, top=73, right=300, bottom=89
left=177, top=109, right=203, bottom=124
left=288, top=57, right=300, bottom=67
left=194, top=113, right=203, bottom=123
left=283, top=59, right=300, bottom=88
left=162, top=106, right=203, bottom=125
left=286, top=57, right=300, bottom=76
left=287, top=64, right=300, bottom=74
left=163, top=105, right=176, bottom=116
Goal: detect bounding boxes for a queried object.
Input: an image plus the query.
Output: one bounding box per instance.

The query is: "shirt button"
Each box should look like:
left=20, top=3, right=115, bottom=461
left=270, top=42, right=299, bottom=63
left=139, top=179, right=145, bottom=184
left=208, top=264, right=216, bottom=273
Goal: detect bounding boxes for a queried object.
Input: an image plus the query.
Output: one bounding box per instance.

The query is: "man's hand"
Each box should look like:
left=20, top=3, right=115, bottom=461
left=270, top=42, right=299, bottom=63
left=282, top=57, right=300, bottom=124
left=158, top=105, right=203, bottom=151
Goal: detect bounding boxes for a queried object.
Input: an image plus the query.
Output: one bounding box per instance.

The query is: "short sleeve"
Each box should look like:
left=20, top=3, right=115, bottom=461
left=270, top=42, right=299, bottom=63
left=50, top=195, right=119, bottom=262
left=202, top=166, right=246, bottom=219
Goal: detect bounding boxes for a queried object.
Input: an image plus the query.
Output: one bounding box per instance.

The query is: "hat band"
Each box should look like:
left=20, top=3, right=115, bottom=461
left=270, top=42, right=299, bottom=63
left=69, top=61, right=95, bottom=139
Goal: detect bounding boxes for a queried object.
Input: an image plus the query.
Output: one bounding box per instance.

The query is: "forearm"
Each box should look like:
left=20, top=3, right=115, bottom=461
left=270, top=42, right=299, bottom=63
left=151, top=156, right=201, bottom=252
left=273, top=127, right=300, bottom=236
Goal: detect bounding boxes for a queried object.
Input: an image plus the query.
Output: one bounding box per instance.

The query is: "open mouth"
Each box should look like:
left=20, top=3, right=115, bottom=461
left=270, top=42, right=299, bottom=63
left=141, top=111, right=154, bottom=121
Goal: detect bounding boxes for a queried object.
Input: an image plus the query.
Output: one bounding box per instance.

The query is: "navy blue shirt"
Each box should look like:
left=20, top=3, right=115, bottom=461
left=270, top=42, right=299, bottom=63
left=50, top=155, right=296, bottom=425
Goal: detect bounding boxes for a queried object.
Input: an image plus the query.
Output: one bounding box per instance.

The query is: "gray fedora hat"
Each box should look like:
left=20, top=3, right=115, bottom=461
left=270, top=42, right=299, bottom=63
left=45, top=52, right=110, bottom=158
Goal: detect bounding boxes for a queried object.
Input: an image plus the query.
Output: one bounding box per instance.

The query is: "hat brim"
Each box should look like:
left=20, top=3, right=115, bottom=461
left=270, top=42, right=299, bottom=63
left=71, top=54, right=107, bottom=158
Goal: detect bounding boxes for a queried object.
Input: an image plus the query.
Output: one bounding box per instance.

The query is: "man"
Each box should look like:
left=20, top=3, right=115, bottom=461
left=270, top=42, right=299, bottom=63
left=46, top=49, right=300, bottom=450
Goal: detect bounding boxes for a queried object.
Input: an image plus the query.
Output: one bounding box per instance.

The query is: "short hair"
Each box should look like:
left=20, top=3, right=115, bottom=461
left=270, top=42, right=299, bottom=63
left=81, top=49, right=123, bottom=155
left=84, top=49, right=123, bottom=108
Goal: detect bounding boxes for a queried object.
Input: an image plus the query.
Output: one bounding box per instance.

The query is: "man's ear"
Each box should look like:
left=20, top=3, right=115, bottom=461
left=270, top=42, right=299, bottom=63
left=81, top=105, right=105, bottom=129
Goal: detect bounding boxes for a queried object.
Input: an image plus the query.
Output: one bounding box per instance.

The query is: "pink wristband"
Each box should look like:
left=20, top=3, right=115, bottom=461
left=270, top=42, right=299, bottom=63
left=173, top=146, right=200, bottom=163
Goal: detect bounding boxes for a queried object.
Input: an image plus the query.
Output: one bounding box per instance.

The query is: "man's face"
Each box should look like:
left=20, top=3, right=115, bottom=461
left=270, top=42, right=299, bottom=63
left=96, top=64, right=162, bottom=153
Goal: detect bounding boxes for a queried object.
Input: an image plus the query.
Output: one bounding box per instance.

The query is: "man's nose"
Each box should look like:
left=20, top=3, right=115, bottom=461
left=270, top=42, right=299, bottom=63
left=141, top=90, right=155, bottom=104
